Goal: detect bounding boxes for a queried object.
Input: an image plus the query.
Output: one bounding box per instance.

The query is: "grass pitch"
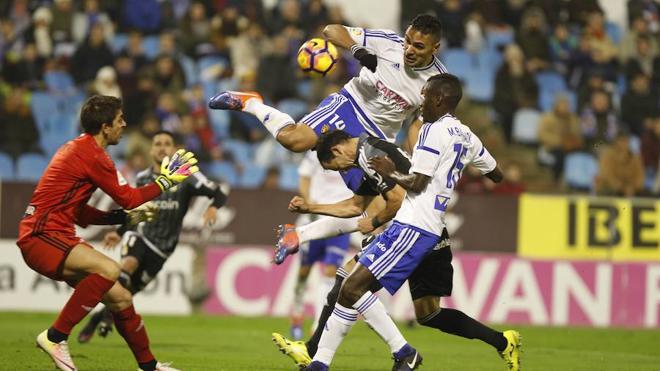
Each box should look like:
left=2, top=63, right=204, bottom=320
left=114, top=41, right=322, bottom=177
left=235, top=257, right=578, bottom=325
left=2, top=312, right=660, bottom=370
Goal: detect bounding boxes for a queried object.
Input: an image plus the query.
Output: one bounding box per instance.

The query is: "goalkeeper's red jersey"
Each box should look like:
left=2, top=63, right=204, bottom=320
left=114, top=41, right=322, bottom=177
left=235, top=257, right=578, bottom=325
left=18, top=133, right=161, bottom=242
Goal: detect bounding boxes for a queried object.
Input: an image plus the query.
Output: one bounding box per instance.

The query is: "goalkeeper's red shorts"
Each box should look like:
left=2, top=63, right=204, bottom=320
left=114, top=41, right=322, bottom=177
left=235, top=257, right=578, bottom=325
left=17, top=233, right=91, bottom=281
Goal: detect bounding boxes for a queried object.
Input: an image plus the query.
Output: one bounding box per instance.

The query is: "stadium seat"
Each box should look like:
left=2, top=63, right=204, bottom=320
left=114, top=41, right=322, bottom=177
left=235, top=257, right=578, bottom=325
left=238, top=163, right=266, bottom=189
left=208, top=110, right=230, bottom=140
left=539, top=90, right=577, bottom=113
left=16, top=153, right=49, bottom=181
left=605, top=22, right=621, bottom=44
left=465, top=67, right=494, bottom=102
left=44, top=71, right=75, bottom=92
left=142, top=35, right=161, bottom=59
left=207, top=161, right=238, bottom=186
left=512, top=108, right=541, bottom=145
left=0, top=152, right=15, bottom=180
left=277, top=98, right=308, bottom=121
left=111, top=33, right=129, bottom=54
left=535, top=71, right=566, bottom=93
left=441, top=48, right=473, bottom=81
left=486, top=28, right=514, bottom=50
left=30, top=92, right=58, bottom=129
left=223, top=139, right=253, bottom=166
left=278, top=163, right=299, bottom=191
left=563, top=152, right=598, bottom=191
left=180, top=55, right=198, bottom=87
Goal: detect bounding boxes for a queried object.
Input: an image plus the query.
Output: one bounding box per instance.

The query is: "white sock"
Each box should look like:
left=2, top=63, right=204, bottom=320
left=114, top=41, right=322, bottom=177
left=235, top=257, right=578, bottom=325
left=297, top=216, right=360, bottom=245
left=313, top=303, right=357, bottom=365
left=312, top=274, right=336, bottom=330
left=353, top=292, right=407, bottom=353
left=292, top=277, right=306, bottom=316
left=243, top=99, right=295, bottom=137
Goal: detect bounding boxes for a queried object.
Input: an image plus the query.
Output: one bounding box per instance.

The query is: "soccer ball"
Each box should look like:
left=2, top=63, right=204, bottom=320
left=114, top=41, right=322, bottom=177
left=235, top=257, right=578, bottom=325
left=297, top=38, right=338, bottom=76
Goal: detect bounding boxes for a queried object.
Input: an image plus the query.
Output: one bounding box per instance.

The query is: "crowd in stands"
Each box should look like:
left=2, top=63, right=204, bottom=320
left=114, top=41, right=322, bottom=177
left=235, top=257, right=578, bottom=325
left=0, top=0, right=658, bottom=197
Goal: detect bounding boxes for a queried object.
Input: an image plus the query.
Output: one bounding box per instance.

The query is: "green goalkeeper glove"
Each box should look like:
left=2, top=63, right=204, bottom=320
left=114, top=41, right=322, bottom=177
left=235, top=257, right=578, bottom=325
left=155, top=149, right=199, bottom=191
left=126, top=202, right=159, bottom=226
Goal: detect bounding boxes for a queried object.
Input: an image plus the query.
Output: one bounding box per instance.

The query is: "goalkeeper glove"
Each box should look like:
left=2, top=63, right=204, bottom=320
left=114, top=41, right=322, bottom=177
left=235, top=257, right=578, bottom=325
left=351, top=44, right=377, bottom=72
left=155, top=149, right=199, bottom=191
left=126, top=202, right=159, bottom=226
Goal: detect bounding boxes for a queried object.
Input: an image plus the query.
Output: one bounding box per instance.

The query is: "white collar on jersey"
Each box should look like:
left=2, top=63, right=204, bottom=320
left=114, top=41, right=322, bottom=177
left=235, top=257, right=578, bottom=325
left=411, top=56, right=441, bottom=71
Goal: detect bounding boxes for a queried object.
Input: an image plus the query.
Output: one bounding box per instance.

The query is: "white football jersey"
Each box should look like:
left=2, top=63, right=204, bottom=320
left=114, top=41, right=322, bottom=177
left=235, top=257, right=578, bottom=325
left=394, top=114, right=497, bottom=236
left=344, top=27, right=447, bottom=141
left=298, top=151, right=353, bottom=204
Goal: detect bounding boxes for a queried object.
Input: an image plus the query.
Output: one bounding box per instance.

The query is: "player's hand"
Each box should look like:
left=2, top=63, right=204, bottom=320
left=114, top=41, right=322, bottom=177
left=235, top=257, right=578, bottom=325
left=103, top=231, right=122, bottom=249
left=126, top=202, right=158, bottom=226
left=288, top=196, right=310, bottom=213
left=351, top=45, right=377, bottom=72
left=368, top=156, right=396, bottom=177
left=155, top=149, right=199, bottom=191
left=357, top=217, right=376, bottom=234
left=203, top=206, right=218, bottom=226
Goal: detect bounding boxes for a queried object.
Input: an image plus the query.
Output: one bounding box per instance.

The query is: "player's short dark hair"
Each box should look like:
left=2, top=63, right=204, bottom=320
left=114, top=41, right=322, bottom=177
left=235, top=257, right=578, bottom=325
left=315, top=130, right=352, bottom=164
left=80, top=95, right=123, bottom=135
left=409, top=14, right=442, bottom=41
left=153, top=130, right=179, bottom=144
left=427, top=73, right=462, bottom=109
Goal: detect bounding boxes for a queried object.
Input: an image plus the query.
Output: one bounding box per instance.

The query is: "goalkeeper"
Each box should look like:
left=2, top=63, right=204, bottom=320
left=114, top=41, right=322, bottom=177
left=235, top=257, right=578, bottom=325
left=78, top=130, right=227, bottom=343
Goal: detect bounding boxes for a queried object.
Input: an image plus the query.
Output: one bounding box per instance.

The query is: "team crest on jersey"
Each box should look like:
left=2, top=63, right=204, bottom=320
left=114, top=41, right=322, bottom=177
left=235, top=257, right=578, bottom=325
left=321, top=124, right=330, bottom=134
left=350, top=28, right=363, bottom=37
left=391, top=63, right=400, bottom=69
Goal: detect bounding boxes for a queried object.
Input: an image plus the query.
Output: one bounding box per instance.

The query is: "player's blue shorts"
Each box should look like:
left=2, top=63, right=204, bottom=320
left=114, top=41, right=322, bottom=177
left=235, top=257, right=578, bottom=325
left=302, top=88, right=386, bottom=192
left=301, top=234, right=350, bottom=267
left=358, top=221, right=443, bottom=295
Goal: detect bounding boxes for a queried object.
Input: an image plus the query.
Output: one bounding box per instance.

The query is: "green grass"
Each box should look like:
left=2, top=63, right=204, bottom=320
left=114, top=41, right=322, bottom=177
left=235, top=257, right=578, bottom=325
left=3, top=312, right=660, bottom=370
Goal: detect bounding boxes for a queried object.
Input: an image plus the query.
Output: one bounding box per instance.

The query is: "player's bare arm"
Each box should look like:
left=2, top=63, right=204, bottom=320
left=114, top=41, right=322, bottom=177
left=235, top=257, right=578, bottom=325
left=402, top=119, right=423, bottom=155
left=323, top=25, right=377, bottom=72
left=358, top=184, right=405, bottom=233
left=369, top=156, right=430, bottom=193
left=289, top=195, right=370, bottom=218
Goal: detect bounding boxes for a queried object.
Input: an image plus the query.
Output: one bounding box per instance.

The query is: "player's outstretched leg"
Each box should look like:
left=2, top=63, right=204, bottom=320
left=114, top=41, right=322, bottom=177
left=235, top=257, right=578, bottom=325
left=36, top=329, right=76, bottom=371
left=274, top=224, right=300, bottom=264
left=77, top=308, right=107, bottom=344
left=208, top=91, right=262, bottom=111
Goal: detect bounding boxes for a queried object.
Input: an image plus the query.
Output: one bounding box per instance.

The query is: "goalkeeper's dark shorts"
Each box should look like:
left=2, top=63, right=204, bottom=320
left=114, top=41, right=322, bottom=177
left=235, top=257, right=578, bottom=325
left=121, top=233, right=167, bottom=294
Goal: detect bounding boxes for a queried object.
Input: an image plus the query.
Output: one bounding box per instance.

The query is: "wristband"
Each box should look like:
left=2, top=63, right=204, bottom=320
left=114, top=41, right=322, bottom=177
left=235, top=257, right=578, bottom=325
left=371, top=216, right=382, bottom=229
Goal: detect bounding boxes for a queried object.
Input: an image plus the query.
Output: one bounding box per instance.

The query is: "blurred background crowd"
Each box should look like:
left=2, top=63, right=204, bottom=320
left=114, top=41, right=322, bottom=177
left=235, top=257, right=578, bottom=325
left=0, top=0, right=658, bottom=197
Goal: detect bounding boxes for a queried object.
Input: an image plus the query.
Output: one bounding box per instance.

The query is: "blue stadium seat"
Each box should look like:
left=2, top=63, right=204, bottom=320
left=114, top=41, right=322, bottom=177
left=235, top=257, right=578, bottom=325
left=465, top=67, right=494, bottom=102
left=223, top=139, right=253, bottom=166
left=477, top=48, right=503, bottom=74
left=539, top=90, right=577, bottom=113
left=16, top=153, right=49, bottom=181
left=441, top=48, right=473, bottom=81
left=277, top=98, right=308, bottom=121
left=535, top=71, right=566, bottom=93
left=44, top=71, right=74, bottom=92
left=111, top=33, right=129, bottom=54
left=180, top=55, right=198, bottom=87
left=486, top=28, right=514, bottom=50
left=31, top=92, right=58, bottom=129
left=0, top=152, right=15, bottom=180
left=207, top=161, right=238, bottom=186
left=512, top=108, right=541, bottom=145
left=279, top=163, right=299, bottom=191
left=605, top=22, right=621, bottom=44
left=142, top=35, right=161, bottom=59
left=238, top=163, right=266, bottom=189
left=208, top=109, right=230, bottom=140
left=564, top=152, right=598, bottom=191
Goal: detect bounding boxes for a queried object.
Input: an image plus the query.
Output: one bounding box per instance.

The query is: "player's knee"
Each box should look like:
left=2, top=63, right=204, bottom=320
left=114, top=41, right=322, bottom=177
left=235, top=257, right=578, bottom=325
left=99, top=261, right=121, bottom=281
left=414, top=297, right=441, bottom=324
left=326, top=276, right=343, bottom=305
left=338, top=278, right=366, bottom=306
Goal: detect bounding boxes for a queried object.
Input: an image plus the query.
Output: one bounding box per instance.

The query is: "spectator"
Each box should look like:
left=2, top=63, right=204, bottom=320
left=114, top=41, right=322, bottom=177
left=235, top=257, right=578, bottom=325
left=269, top=0, right=304, bottom=35
left=621, top=73, right=658, bottom=137
left=72, top=0, right=114, bottom=44
left=456, top=165, right=489, bottom=194
left=70, top=23, right=114, bottom=84
left=515, top=7, right=550, bottom=72
left=303, top=0, right=329, bottom=35
left=438, top=0, right=466, bottom=48
left=621, top=15, right=656, bottom=62
left=25, top=7, right=53, bottom=58
left=624, top=34, right=660, bottom=87
left=641, top=117, right=660, bottom=185
left=256, top=33, right=298, bottom=103
left=51, top=0, right=74, bottom=43
left=121, top=0, right=161, bottom=34
left=125, top=115, right=161, bottom=160
left=145, top=55, right=186, bottom=96
left=90, top=66, right=122, bottom=98
left=628, top=0, right=659, bottom=32
left=114, top=55, right=138, bottom=102
left=538, top=94, right=583, bottom=180
left=581, top=89, right=619, bottom=153
left=0, top=88, right=41, bottom=159
left=493, top=43, right=539, bottom=143
left=229, top=22, right=265, bottom=81
left=0, top=18, right=24, bottom=63
left=582, top=10, right=618, bottom=68
left=549, top=23, right=578, bottom=77
left=179, top=2, right=213, bottom=59
left=2, top=43, right=44, bottom=88
left=596, top=132, right=644, bottom=197
left=120, top=30, right=148, bottom=71
left=6, top=0, right=30, bottom=35
left=261, top=166, right=281, bottom=190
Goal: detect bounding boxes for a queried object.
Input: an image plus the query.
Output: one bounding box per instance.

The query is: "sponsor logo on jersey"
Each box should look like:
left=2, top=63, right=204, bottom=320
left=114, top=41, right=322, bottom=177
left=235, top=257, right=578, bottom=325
left=153, top=199, right=180, bottom=210
left=321, top=124, right=330, bottom=133
left=375, top=80, right=410, bottom=110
